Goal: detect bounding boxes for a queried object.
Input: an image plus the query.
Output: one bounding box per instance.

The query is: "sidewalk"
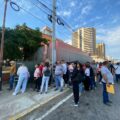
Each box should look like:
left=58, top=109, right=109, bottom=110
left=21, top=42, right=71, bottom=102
left=0, top=85, right=69, bottom=120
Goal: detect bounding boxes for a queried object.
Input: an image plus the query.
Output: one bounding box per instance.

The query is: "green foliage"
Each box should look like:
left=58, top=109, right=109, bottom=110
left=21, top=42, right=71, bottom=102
left=0, top=24, right=48, bottom=60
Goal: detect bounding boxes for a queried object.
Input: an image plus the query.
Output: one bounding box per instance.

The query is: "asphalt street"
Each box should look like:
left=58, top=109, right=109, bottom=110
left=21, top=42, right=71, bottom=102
left=43, top=84, right=120, bottom=120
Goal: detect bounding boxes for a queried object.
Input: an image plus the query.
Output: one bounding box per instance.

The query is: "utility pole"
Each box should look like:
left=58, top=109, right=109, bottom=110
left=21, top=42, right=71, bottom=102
left=0, top=0, right=8, bottom=91
left=51, top=0, right=56, bottom=72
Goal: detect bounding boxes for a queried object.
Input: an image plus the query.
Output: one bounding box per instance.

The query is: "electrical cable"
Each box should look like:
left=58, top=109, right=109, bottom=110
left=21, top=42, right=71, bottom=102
left=36, top=0, right=74, bottom=32
left=38, top=0, right=53, bottom=7
left=9, top=1, right=52, bottom=28
left=29, top=0, right=50, bottom=15
left=36, top=0, right=53, bottom=13
left=29, top=0, right=64, bottom=26
left=9, top=1, right=77, bottom=43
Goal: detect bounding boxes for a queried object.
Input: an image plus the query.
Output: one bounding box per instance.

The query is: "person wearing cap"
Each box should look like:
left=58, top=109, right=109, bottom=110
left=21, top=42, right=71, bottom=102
left=8, top=61, right=16, bottom=90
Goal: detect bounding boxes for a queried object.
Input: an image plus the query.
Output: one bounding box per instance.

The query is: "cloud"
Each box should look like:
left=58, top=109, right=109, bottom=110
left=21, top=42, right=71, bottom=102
left=81, top=5, right=92, bottom=15
left=67, top=41, right=72, bottom=45
left=74, top=24, right=79, bottom=29
left=57, top=10, right=71, bottom=17
left=64, top=39, right=72, bottom=45
left=96, top=26, right=120, bottom=58
left=12, top=0, right=33, bottom=13
left=70, top=1, right=75, bottom=7
left=63, top=11, right=71, bottom=16
left=111, top=15, right=120, bottom=23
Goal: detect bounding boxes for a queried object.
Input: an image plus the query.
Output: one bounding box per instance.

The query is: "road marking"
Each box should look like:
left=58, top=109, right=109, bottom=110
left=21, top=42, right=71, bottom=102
left=9, top=89, right=69, bottom=120
left=36, top=93, right=73, bottom=120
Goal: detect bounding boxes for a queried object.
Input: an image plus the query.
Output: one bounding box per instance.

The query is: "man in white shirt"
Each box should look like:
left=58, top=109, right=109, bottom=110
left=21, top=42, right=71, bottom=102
left=101, top=61, right=114, bottom=106
left=55, top=61, right=64, bottom=91
left=114, top=63, right=120, bottom=82
left=13, top=64, right=30, bottom=95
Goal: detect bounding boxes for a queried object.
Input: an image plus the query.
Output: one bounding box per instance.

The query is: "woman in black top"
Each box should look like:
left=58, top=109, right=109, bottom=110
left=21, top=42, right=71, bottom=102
left=71, top=62, right=84, bottom=106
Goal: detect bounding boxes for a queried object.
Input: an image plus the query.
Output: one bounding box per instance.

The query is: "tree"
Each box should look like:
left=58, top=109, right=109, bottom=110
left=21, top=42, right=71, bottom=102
left=0, top=24, right=48, bottom=60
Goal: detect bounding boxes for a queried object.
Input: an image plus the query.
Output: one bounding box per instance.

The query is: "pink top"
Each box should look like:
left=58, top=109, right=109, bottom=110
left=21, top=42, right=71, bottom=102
left=34, top=68, right=40, bottom=78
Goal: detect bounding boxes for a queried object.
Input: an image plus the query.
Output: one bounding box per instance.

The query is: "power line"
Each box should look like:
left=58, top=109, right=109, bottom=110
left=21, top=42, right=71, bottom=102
left=29, top=0, right=50, bottom=16
left=38, top=0, right=53, bottom=7
left=36, top=0, right=53, bottom=13
left=9, top=1, right=78, bottom=42
left=10, top=1, right=52, bottom=28
left=29, top=0, right=64, bottom=27
left=36, top=0, right=74, bottom=32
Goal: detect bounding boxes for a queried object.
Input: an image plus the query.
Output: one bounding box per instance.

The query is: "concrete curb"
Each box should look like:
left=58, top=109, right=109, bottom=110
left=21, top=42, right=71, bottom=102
left=9, top=89, right=69, bottom=120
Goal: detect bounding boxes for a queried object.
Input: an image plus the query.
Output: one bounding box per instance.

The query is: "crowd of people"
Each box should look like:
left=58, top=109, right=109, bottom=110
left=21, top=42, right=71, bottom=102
left=7, top=60, right=120, bottom=106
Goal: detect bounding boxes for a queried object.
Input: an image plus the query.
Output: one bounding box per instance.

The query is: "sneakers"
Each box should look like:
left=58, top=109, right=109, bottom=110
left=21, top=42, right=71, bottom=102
left=104, top=103, right=111, bottom=106
left=12, top=92, right=17, bottom=96
left=108, top=101, right=112, bottom=104
left=79, top=92, right=82, bottom=96
left=74, top=104, right=78, bottom=107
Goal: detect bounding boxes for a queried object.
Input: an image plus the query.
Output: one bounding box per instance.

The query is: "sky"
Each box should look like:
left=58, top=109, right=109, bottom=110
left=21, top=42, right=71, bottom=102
left=0, top=0, right=120, bottom=59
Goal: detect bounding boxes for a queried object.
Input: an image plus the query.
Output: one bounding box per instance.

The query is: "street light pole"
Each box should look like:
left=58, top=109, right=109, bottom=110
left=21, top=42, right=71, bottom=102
left=51, top=0, right=56, bottom=69
left=0, top=0, right=8, bottom=91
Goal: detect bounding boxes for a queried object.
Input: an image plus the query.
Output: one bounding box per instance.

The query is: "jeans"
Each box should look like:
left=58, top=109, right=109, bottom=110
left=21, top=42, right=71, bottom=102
left=79, top=83, right=84, bottom=93
left=40, top=76, right=50, bottom=93
left=55, top=75, right=63, bottom=90
left=73, top=82, right=79, bottom=104
left=90, top=76, right=96, bottom=89
left=9, top=75, right=14, bottom=89
left=102, top=82, right=109, bottom=104
left=14, top=75, right=28, bottom=95
left=115, top=74, right=120, bottom=82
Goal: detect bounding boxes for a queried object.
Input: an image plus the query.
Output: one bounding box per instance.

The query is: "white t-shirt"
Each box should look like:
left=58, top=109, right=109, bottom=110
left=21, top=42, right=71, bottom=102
left=62, top=63, right=67, bottom=74
left=101, top=66, right=114, bottom=84
left=68, top=64, right=74, bottom=73
left=85, top=68, right=90, bottom=77
left=17, top=66, right=30, bottom=78
left=114, top=65, right=120, bottom=74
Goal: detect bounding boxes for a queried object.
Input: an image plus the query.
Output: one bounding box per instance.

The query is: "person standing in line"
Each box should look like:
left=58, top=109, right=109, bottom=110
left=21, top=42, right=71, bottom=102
left=91, top=60, right=97, bottom=89
left=40, top=62, right=51, bottom=94
left=76, top=63, right=85, bottom=96
left=97, top=63, right=102, bottom=84
left=54, top=61, right=64, bottom=92
left=71, top=62, right=83, bottom=106
left=87, top=62, right=95, bottom=90
left=61, top=60, right=68, bottom=87
left=13, top=64, right=30, bottom=95
left=108, top=61, right=115, bottom=75
left=39, top=62, right=44, bottom=90
left=84, top=63, right=90, bottom=91
left=101, top=61, right=114, bottom=106
left=8, top=61, right=16, bottom=91
left=34, top=64, right=40, bottom=92
left=114, top=63, right=120, bottom=83
left=68, top=63, right=74, bottom=85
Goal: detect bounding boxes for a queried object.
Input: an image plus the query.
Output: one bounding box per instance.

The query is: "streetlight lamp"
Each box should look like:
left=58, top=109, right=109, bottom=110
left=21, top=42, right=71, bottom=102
left=0, top=0, right=9, bottom=91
